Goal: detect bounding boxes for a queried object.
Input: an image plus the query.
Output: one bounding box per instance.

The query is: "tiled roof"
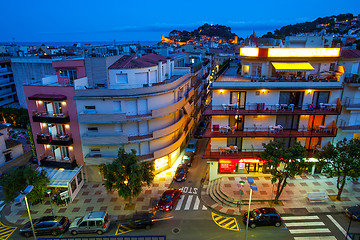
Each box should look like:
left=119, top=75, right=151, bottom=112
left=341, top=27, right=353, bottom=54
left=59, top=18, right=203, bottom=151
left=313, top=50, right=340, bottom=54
left=108, top=54, right=170, bottom=69
left=5, top=139, right=22, bottom=148
left=341, top=49, right=360, bottom=58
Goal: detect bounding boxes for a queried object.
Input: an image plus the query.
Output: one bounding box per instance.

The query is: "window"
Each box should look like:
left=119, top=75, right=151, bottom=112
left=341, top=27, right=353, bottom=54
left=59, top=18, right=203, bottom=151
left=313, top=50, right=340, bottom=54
left=79, top=221, right=87, bottom=227
left=59, top=70, right=68, bottom=77
left=54, top=102, right=62, bottom=114
left=70, top=179, right=77, bottom=193
left=88, top=221, right=96, bottom=227
left=91, top=148, right=100, bottom=152
left=85, top=106, right=95, bottom=110
left=84, top=106, right=96, bottom=113
left=77, top=172, right=83, bottom=185
left=116, top=74, right=128, bottom=84
left=330, top=63, right=336, bottom=71
left=88, top=127, right=98, bottom=132
left=59, top=70, right=77, bottom=81
left=5, top=152, right=12, bottom=162
left=61, top=147, right=69, bottom=158
left=252, top=64, right=262, bottom=77
left=96, top=221, right=102, bottom=227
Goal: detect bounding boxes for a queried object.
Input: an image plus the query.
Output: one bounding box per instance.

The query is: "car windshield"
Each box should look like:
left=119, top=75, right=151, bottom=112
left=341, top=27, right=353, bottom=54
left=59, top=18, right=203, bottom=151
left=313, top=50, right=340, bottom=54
left=176, top=168, right=185, bottom=174
left=77, top=217, right=84, bottom=224
left=161, top=194, right=171, bottom=202
left=251, top=209, right=261, bottom=218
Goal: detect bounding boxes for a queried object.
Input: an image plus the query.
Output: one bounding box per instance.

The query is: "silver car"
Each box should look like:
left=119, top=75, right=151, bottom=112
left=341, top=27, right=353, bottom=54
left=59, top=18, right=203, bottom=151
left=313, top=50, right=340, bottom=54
left=69, top=211, right=110, bottom=235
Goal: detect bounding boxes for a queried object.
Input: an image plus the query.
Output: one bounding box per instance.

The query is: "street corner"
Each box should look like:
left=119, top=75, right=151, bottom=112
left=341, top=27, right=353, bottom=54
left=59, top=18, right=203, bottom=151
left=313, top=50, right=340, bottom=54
left=211, top=212, right=239, bottom=231
left=0, top=221, right=17, bottom=240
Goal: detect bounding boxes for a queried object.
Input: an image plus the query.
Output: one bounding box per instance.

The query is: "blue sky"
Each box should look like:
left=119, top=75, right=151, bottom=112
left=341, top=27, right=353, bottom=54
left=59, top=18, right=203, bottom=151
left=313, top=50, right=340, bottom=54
left=1, top=0, right=358, bottom=43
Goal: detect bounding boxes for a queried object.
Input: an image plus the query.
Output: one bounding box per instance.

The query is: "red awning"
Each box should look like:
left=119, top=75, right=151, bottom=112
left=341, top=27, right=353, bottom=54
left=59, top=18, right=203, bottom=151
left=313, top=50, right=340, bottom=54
left=28, top=94, right=67, bottom=101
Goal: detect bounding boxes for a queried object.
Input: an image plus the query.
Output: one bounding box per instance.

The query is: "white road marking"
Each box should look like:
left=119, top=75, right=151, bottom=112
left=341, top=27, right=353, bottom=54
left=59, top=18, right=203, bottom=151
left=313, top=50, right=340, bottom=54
left=283, top=216, right=320, bottom=221
left=289, top=228, right=331, bottom=234
left=286, top=222, right=325, bottom=227
left=327, top=215, right=351, bottom=240
left=202, top=205, right=207, bottom=210
left=294, top=237, right=337, bottom=240
left=175, top=196, right=185, bottom=210
left=193, top=196, right=200, bottom=210
left=184, top=195, right=193, bottom=210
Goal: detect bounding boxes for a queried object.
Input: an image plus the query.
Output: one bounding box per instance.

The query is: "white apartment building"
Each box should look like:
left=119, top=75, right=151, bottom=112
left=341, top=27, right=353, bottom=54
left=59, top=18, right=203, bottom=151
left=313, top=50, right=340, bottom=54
left=203, top=47, right=345, bottom=180
left=75, top=54, right=197, bottom=182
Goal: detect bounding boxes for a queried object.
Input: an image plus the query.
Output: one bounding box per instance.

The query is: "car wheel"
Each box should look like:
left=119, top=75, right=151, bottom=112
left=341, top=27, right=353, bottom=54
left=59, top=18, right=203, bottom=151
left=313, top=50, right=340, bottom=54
left=145, top=225, right=151, bottom=230
left=71, top=230, right=78, bottom=235
left=97, top=230, right=104, bottom=235
left=250, top=223, right=256, bottom=229
left=169, top=205, right=173, bottom=210
left=275, top=222, right=281, bottom=227
left=51, top=230, right=59, bottom=236
left=24, top=232, right=31, bottom=238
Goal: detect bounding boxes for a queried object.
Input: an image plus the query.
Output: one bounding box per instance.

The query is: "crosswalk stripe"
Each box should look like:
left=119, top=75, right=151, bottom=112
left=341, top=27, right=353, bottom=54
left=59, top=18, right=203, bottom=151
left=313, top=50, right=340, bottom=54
left=286, top=222, right=325, bottom=227
left=294, top=237, right=337, bottom=240
left=193, top=196, right=200, bottom=210
left=175, top=196, right=185, bottom=210
left=283, top=216, right=319, bottom=221
left=184, top=195, right=193, bottom=210
left=289, top=228, right=331, bottom=234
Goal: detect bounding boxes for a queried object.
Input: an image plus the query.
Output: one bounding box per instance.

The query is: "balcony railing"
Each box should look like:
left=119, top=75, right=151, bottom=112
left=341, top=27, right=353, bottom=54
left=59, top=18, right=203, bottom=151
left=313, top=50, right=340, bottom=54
left=36, top=133, right=73, bottom=146
left=203, top=126, right=337, bottom=138
left=204, top=101, right=342, bottom=116
left=32, top=111, right=70, bottom=124
left=39, top=155, right=77, bottom=169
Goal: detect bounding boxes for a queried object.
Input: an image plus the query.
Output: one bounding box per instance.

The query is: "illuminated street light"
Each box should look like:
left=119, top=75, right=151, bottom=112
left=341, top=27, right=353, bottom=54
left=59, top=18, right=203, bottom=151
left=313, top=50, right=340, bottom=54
left=239, top=180, right=245, bottom=213
left=15, top=185, right=36, bottom=240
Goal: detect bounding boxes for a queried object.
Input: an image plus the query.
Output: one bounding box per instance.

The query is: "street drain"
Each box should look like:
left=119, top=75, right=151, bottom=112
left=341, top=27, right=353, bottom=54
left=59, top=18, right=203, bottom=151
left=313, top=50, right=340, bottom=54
left=172, top=228, right=180, bottom=234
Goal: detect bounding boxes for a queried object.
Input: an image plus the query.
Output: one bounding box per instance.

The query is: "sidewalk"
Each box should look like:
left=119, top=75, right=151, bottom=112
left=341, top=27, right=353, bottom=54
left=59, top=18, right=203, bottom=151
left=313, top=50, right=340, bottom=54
left=201, top=174, right=360, bottom=216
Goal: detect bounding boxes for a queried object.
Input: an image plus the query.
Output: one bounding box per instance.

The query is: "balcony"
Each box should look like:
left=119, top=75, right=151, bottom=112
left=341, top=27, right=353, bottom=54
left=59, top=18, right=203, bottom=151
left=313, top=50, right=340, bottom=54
left=32, top=111, right=70, bottom=124
left=84, top=152, right=154, bottom=165
left=40, top=155, right=77, bottom=170
left=343, top=97, right=360, bottom=110
left=82, top=132, right=128, bottom=145
left=36, top=133, right=73, bottom=146
left=203, top=125, right=337, bottom=138
left=128, top=134, right=153, bottom=142
left=204, top=101, right=342, bottom=116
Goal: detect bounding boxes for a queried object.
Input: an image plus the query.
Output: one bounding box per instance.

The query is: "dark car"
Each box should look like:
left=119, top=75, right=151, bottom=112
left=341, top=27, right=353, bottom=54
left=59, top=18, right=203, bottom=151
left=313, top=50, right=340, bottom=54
left=243, top=207, right=282, bottom=229
left=174, top=164, right=188, bottom=182
left=346, top=204, right=360, bottom=220
left=126, top=213, right=154, bottom=230
left=20, top=216, right=70, bottom=237
left=194, top=117, right=210, bottom=138
left=182, top=152, right=194, bottom=167
left=156, top=188, right=182, bottom=211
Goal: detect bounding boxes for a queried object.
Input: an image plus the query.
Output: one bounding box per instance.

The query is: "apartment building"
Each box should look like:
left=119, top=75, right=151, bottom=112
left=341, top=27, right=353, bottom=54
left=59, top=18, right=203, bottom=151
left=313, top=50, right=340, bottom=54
left=203, top=47, right=344, bottom=181
left=0, top=59, right=17, bottom=107
left=75, top=54, right=200, bottom=182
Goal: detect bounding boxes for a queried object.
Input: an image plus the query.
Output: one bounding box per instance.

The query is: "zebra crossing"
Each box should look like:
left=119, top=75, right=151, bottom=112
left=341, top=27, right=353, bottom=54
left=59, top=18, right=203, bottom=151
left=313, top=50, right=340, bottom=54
left=283, top=215, right=336, bottom=240
left=175, top=194, right=207, bottom=211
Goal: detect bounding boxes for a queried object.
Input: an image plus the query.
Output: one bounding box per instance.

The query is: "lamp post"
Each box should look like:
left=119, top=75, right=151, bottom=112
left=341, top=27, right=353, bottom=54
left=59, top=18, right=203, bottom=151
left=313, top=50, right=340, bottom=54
left=15, top=185, right=37, bottom=240
left=46, top=189, right=54, bottom=217
left=245, top=177, right=258, bottom=240
left=239, top=180, right=245, bottom=213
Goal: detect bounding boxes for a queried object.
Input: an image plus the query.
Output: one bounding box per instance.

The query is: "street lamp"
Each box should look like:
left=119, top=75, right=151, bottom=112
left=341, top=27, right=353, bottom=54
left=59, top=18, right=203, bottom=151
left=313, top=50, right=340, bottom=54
left=239, top=180, right=245, bottom=213
left=15, top=185, right=37, bottom=240
left=46, top=189, right=54, bottom=217
left=245, top=177, right=258, bottom=240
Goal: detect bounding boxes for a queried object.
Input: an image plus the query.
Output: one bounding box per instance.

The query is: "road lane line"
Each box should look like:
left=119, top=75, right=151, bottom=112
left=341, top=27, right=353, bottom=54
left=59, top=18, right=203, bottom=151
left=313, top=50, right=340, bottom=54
left=294, top=237, right=337, bottom=240
left=283, top=216, right=320, bottom=221
left=286, top=222, right=325, bottom=227
left=184, top=195, right=193, bottom=210
left=193, top=196, right=200, bottom=210
left=327, top=214, right=351, bottom=240
left=175, top=195, right=185, bottom=210
left=289, top=228, right=331, bottom=234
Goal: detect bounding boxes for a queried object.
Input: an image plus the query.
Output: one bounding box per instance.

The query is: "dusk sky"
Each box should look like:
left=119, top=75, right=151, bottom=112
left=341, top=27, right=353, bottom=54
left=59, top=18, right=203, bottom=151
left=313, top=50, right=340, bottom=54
left=1, top=0, right=358, bottom=43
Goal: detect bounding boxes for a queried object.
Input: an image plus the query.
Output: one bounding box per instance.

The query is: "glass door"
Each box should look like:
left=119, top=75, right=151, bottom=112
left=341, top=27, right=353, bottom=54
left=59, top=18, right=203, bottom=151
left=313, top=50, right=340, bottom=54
left=230, top=91, right=246, bottom=109
left=312, top=91, right=330, bottom=108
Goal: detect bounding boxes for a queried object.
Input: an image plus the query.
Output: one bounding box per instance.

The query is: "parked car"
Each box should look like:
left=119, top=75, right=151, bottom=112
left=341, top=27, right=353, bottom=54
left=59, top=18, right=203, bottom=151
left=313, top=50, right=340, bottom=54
left=186, top=138, right=198, bottom=154
left=174, top=164, right=188, bottom=182
left=194, top=118, right=210, bottom=138
left=69, top=211, right=110, bottom=235
left=243, top=207, right=282, bottom=228
left=20, top=216, right=70, bottom=237
left=125, top=213, right=154, bottom=230
left=182, top=151, right=194, bottom=167
left=156, top=188, right=182, bottom=211
left=345, top=204, right=360, bottom=220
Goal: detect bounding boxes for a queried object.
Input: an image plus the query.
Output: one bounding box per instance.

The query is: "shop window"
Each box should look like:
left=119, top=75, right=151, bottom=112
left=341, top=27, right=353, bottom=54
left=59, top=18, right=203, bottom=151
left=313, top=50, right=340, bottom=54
left=70, top=179, right=77, bottom=194
left=77, top=172, right=83, bottom=185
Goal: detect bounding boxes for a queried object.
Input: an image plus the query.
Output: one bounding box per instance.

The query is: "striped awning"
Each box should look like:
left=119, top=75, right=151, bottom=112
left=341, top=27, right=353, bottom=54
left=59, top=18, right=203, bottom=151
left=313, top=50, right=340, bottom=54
left=272, top=62, right=315, bottom=72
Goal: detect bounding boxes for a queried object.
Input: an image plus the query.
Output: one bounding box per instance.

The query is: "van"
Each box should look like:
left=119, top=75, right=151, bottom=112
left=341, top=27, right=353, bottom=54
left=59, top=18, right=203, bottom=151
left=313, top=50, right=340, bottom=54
left=186, top=138, right=198, bottom=154
left=69, top=211, right=110, bottom=235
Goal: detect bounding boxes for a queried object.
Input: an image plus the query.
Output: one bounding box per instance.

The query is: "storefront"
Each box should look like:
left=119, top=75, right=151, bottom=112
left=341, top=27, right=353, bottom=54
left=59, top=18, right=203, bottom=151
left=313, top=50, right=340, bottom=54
left=208, top=158, right=269, bottom=181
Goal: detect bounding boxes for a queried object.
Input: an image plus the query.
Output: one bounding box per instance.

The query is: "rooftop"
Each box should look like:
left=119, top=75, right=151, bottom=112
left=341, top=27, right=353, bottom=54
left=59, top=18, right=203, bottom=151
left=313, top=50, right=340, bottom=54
left=109, top=54, right=170, bottom=69
left=340, top=49, right=360, bottom=58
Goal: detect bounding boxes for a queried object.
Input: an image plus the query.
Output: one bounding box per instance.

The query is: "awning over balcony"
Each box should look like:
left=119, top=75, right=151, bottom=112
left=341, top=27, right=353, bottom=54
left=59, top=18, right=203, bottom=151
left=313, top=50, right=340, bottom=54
left=28, top=94, right=67, bottom=101
left=271, top=62, right=315, bottom=72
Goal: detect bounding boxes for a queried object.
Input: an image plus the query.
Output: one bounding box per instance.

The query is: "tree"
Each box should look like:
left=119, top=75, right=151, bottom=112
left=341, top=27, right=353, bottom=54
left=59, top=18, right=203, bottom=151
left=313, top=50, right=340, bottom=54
left=257, top=140, right=307, bottom=204
left=0, top=107, right=29, bottom=128
left=316, top=138, right=360, bottom=200
left=0, top=166, right=50, bottom=203
left=100, top=148, right=155, bottom=205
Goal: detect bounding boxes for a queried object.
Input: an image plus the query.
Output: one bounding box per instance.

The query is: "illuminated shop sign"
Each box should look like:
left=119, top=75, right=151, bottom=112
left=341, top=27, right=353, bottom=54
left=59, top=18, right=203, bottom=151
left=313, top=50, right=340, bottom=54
left=155, top=156, right=168, bottom=171
left=239, top=48, right=259, bottom=57
left=219, top=158, right=263, bottom=164
left=268, top=48, right=340, bottom=57
left=219, top=162, right=237, bottom=173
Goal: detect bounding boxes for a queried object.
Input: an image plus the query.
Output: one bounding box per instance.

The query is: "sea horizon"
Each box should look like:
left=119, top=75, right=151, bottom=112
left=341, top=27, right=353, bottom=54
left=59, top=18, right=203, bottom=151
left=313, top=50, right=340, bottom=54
left=0, top=40, right=159, bottom=47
